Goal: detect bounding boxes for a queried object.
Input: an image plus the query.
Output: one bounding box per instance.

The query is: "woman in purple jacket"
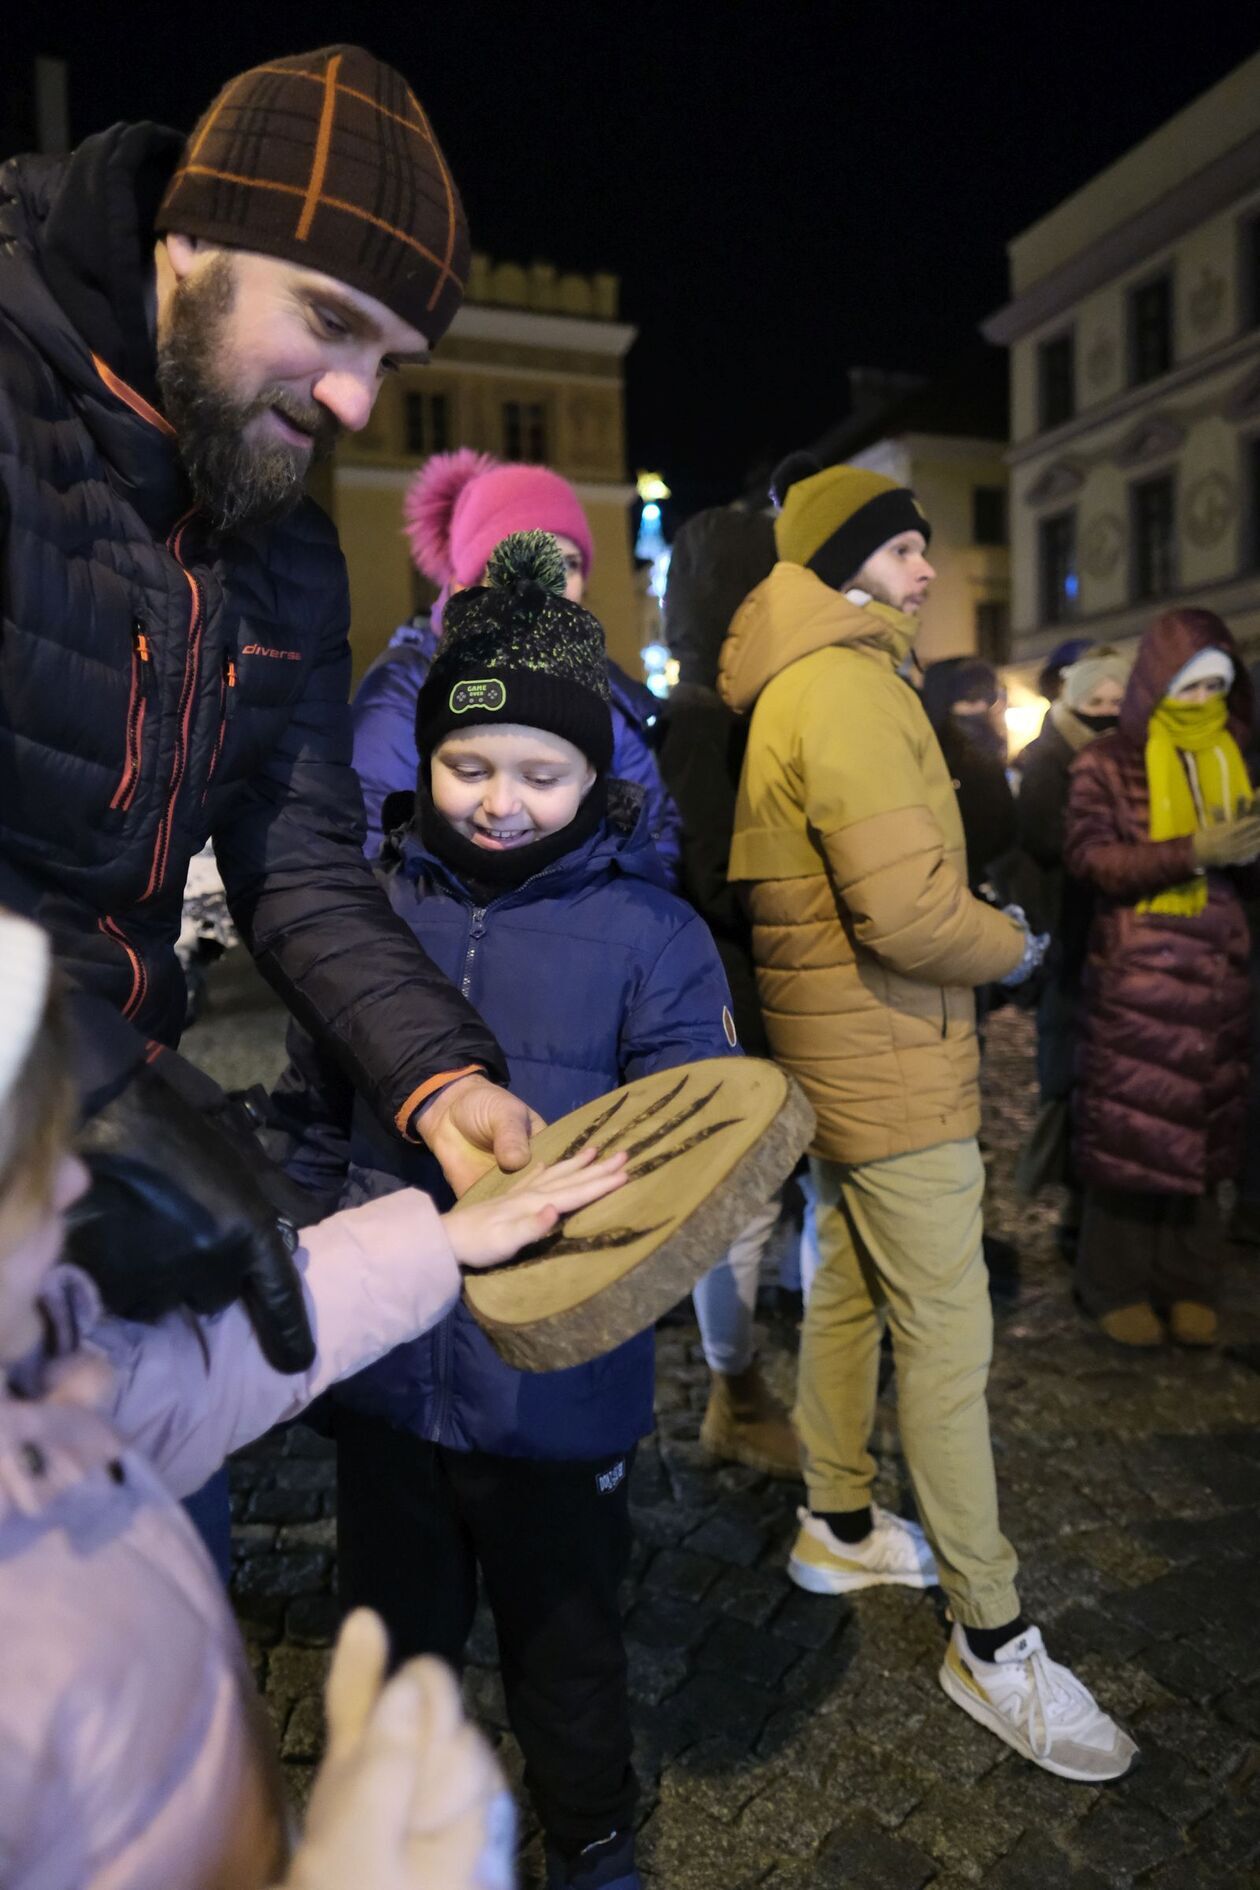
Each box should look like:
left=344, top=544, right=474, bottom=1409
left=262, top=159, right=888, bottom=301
left=1064, top=609, right=1259, bottom=1348
left=352, top=449, right=682, bottom=879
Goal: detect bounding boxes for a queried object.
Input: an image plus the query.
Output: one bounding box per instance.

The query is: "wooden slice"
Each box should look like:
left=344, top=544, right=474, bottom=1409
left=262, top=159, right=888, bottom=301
left=461, top=1058, right=815, bottom=1371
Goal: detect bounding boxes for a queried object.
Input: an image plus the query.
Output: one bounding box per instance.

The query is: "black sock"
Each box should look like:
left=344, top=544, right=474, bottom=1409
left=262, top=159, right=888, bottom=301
left=816, top=1506, right=873, bottom=1544
left=963, top=1616, right=1030, bottom=1662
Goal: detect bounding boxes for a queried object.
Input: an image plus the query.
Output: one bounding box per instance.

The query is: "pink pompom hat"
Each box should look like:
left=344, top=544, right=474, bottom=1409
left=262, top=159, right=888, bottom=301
left=403, top=449, right=595, bottom=592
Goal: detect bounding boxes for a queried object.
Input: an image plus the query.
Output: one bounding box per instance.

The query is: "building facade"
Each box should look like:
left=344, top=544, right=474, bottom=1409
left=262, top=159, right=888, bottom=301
left=316, top=256, right=640, bottom=682
left=985, top=51, right=1260, bottom=672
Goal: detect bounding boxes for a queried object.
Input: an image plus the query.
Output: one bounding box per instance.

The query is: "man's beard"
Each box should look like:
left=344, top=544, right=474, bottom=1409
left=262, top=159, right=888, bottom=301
left=156, top=255, right=340, bottom=534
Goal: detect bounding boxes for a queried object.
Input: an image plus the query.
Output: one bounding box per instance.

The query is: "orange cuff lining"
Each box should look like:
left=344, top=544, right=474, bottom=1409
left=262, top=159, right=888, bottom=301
left=396, top=1066, right=486, bottom=1142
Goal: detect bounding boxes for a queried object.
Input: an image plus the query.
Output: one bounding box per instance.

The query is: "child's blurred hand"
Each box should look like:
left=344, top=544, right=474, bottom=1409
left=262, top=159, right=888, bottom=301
left=445, top=1146, right=628, bottom=1268
left=283, top=1610, right=515, bottom=1890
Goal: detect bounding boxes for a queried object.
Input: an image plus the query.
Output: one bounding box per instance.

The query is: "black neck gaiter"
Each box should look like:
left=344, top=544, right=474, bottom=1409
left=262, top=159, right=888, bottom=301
left=416, top=776, right=609, bottom=901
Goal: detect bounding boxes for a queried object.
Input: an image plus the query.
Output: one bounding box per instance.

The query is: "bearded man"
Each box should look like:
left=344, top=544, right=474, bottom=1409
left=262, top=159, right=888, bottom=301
left=0, top=47, right=537, bottom=1371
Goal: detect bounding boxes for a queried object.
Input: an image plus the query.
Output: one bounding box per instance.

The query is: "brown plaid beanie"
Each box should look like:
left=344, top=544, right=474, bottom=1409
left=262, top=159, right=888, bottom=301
left=155, top=45, right=469, bottom=344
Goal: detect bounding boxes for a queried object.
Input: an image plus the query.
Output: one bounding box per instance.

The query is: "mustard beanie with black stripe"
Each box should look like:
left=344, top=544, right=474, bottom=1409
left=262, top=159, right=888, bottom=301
left=770, top=450, right=931, bottom=591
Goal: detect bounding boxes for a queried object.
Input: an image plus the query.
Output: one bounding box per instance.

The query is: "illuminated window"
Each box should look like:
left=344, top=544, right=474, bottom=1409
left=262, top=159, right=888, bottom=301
left=1039, top=511, right=1078, bottom=624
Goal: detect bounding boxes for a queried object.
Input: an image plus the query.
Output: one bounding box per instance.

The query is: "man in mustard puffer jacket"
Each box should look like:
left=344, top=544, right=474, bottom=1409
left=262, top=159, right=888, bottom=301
left=719, top=454, right=1136, bottom=1783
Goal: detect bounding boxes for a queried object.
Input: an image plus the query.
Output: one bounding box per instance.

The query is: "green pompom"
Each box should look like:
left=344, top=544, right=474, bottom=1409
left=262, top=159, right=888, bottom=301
left=485, top=530, right=567, bottom=598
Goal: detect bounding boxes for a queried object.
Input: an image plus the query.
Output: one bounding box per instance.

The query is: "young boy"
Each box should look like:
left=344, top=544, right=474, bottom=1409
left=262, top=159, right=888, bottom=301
left=271, top=532, right=738, bottom=1890
left=717, top=454, right=1138, bottom=1782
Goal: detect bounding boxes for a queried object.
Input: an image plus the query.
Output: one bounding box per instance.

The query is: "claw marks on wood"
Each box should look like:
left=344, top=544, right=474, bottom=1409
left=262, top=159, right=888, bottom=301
left=626, top=1117, right=740, bottom=1182
left=556, top=1090, right=630, bottom=1162
left=487, top=1218, right=670, bottom=1272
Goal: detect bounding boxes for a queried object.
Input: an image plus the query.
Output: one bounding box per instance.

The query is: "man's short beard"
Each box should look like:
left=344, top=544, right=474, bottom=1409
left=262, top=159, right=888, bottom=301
left=156, top=254, right=339, bottom=534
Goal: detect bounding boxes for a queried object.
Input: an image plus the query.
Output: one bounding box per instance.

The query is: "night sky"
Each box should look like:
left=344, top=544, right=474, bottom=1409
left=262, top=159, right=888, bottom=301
left=10, top=5, right=1260, bottom=518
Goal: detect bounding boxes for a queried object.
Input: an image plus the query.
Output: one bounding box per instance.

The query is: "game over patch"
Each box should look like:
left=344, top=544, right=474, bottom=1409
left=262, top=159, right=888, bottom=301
left=450, top=678, right=507, bottom=715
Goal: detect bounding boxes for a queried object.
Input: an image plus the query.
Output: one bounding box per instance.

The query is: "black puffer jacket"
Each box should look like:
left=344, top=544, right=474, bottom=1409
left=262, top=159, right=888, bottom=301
left=0, top=125, right=502, bottom=1126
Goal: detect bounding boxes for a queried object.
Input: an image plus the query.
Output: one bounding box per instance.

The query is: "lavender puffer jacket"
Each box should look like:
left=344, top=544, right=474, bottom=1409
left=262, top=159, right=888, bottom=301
left=0, top=1191, right=460, bottom=1890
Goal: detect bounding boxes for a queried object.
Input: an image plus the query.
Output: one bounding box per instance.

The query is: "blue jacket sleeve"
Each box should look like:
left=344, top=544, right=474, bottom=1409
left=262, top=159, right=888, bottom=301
left=609, top=676, right=683, bottom=892
left=350, top=644, right=428, bottom=860
left=619, top=913, right=740, bottom=1081
left=212, top=560, right=506, bottom=1139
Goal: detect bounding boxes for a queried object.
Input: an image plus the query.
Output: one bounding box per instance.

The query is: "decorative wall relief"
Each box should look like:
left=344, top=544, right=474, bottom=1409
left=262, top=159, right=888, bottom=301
left=1086, top=332, right=1116, bottom=389
left=1026, top=459, right=1086, bottom=506
left=1188, top=267, right=1226, bottom=336
left=1114, top=415, right=1185, bottom=467
left=1083, top=513, right=1124, bottom=580
left=1184, top=471, right=1236, bottom=549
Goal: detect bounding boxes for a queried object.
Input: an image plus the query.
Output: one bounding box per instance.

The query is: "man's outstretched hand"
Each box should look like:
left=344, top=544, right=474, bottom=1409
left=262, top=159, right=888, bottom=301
left=415, top=1074, right=545, bottom=1195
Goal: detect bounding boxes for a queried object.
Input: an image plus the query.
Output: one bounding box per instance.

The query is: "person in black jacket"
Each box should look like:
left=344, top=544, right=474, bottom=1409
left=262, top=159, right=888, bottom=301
left=0, top=46, right=536, bottom=1370
left=657, top=506, right=799, bottom=1477
left=919, top=659, right=1018, bottom=895
left=1013, top=647, right=1132, bottom=1247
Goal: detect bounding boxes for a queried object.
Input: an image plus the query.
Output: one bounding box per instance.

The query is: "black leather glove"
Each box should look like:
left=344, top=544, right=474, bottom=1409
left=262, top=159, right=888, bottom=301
left=72, top=1056, right=316, bottom=1373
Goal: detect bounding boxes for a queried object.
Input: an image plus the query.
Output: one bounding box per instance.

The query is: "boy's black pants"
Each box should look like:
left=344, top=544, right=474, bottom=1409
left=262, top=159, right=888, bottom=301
left=335, top=1407, right=638, bottom=1860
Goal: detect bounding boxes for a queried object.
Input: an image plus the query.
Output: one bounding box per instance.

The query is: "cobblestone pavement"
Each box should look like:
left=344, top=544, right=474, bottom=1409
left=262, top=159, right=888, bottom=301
left=188, top=955, right=1260, bottom=1888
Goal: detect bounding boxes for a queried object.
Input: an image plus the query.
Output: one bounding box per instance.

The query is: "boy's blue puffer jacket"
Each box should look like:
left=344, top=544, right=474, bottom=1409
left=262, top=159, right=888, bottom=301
left=271, top=787, right=737, bottom=1460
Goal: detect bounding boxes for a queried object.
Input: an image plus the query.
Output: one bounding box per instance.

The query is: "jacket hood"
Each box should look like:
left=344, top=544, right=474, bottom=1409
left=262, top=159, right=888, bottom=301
left=0, top=124, right=182, bottom=408
left=1119, top=607, right=1253, bottom=748
left=717, top=561, right=905, bottom=714
left=663, top=507, right=777, bottom=688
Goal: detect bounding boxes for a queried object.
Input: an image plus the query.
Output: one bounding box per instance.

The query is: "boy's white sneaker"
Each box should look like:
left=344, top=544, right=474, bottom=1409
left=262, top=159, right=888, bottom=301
left=787, top=1505, right=938, bottom=1594
left=938, top=1622, right=1138, bottom=1782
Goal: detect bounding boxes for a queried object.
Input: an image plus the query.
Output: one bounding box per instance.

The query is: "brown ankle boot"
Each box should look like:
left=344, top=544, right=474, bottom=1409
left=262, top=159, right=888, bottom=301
left=700, top=1363, right=801, bottom=1479
left=1098, top=1303, right=1164, bottom=1347
left=1169, top=1301, right=1218, bottom=1347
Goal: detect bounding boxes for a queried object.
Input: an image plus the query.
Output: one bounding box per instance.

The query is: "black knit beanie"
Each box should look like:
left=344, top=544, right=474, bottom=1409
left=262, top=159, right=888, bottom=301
left=416, top=531, right=614, bottom=769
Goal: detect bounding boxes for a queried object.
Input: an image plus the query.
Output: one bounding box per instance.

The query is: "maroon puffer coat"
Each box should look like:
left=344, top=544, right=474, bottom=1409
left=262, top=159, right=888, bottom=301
left=1063, top=609, right=1256, bottom=1196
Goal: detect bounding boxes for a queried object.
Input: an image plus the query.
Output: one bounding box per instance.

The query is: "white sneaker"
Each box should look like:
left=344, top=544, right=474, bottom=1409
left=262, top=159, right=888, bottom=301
left=938, top=1622, right=1138, bottom=1782
left=787, top=1505, right=939, bottom=1594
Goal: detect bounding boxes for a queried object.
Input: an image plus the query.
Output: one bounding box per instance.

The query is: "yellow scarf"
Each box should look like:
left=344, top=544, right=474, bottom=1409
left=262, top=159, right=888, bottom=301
left=1138, top=696, right=1251, bottom=917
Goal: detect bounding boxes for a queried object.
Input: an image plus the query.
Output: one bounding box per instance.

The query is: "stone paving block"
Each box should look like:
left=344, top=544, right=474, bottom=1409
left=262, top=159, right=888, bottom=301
left=1065, top=1522, right=1171, bottom=1589
left=626, top=1591, right=713, bottom=1653
left=282, top=1762, right=317, bottom=1814
left=640, top=1546, right=724, bottom=1604
left=1052, top=1600, right=1151, bottom=1664
left=695, top=1615, right=800, bottom=1689
left=630, top=1501, right=705, bottom=1549
left=265, top=1644, right=331, bottom=1715
left=813, top=1809, right=938, bottom=1889
left=1137, top=1701, right=1256, bottom=1780
left=463, top=1664, right=509, bottom=1731
left=984, top=1829, right=1107, bottom=1889
left=276, top=1517, right=337, bottom=1551
left=231, top=1521, right=278, bottom=1555
left=248, top=1483, right=323, bottom=1525
left=233, top=1549, right=330, bottom=1600
left=1115, top=1736, right=1222, bottom=1827
left=255, top=1457, right=335, bottom=1492
left=1074, top=1799, right=1188, bottom=1879
left=706, top=1564, right=787, bottom=1628
left=656, top=1737, right=771, bottom=1824
left=628, top=1642, right=691, bottom=1706
left=283, top=1424, right=336, bottom=1459
left=896, top=1779, right=1026, bottom=1879
left=638, top=1800, right=777, bottom=1890
left=1136, top=1636, right=1233, bottom=1706
left=281, top=1691, right=325, bottom=1761
left=285, top=1594, right=341, bottom=1647
left=770, top=1586, right=853, bottom=1650
left=738, top=1768, right=844, bottom=1856
left=1220, top=1685, right=1260, bottom=1738
left=230, top=1594, right=286, bottom=1645
left=1139, top=1506, right=1260, bottom=1564
left=1107, top=1567, right=1211, bottom=1641
left=668, top=1672, right=776, bottom=1747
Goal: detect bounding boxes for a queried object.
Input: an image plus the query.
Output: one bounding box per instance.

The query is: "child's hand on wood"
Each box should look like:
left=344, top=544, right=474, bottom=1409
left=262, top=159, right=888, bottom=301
left=444, top=1146, right=628, bottom=1268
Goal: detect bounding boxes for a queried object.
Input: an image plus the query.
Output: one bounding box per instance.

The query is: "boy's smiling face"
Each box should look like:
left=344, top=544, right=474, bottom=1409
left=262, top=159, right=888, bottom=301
left=431, top=724, right=596, bottom=851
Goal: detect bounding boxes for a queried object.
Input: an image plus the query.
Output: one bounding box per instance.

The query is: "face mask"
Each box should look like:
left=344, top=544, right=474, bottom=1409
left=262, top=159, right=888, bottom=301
left=1074, top=710, right=1120, bottom=735
left=952, top=710, right=1004, bottom=755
